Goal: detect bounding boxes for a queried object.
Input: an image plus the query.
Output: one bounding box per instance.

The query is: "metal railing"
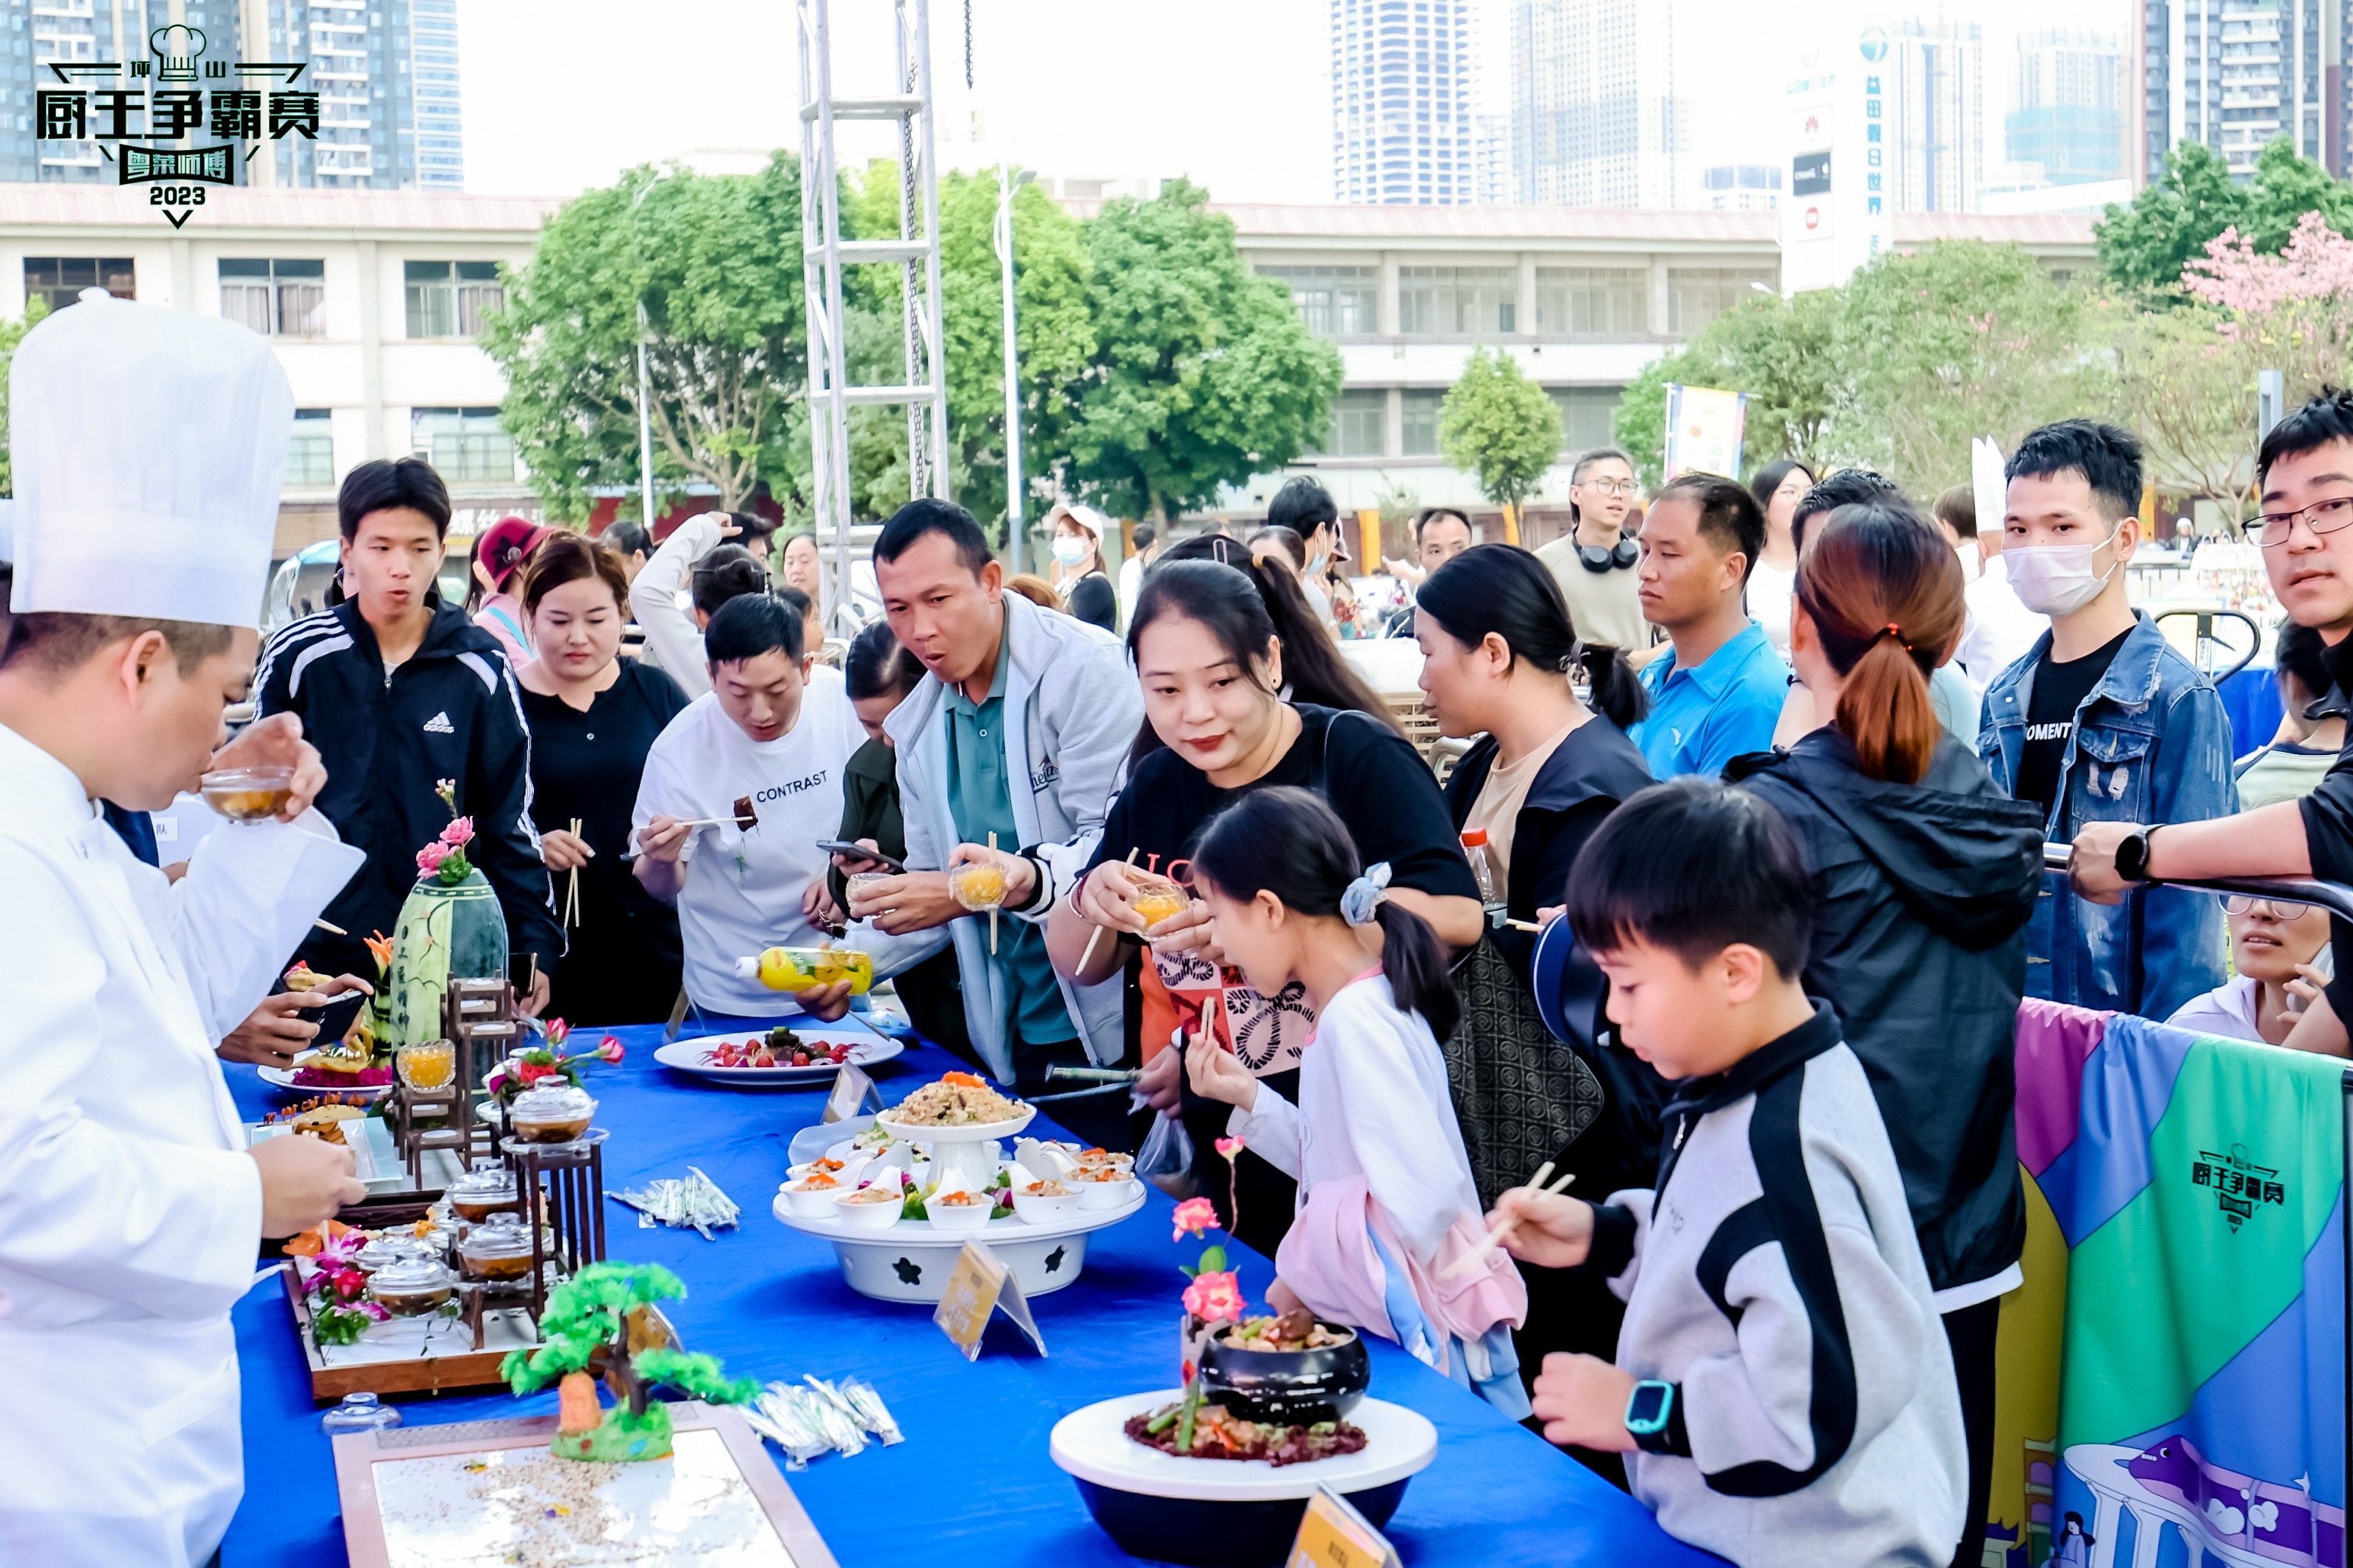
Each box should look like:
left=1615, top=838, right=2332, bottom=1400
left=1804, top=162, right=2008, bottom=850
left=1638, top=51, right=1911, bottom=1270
left=2041, top=842, right=2353, bottom=923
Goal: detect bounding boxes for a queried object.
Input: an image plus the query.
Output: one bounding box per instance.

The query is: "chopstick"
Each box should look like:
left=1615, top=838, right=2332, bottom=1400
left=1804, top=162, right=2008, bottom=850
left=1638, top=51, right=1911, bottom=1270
left=312, top=917, right=347, bottom=936
left=1444, top=1164, right=1576, bottom=1279
left=1075, top=849, right=1141, bottom=973
left=1504, top=917, right=1543, bottom=933
left=563, top=817, right=583, bottom=929
left=986, top=832, right=999, bottom=956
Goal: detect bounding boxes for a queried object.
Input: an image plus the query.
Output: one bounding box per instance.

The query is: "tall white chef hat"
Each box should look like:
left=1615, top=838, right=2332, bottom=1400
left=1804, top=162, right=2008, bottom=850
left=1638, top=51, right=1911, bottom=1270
left=8, top=288, right=293, bottom=629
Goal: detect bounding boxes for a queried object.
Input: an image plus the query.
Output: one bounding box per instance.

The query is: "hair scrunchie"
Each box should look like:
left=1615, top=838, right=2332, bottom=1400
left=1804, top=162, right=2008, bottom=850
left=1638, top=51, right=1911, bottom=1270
left=1340, top=862, right=1393, bottom=927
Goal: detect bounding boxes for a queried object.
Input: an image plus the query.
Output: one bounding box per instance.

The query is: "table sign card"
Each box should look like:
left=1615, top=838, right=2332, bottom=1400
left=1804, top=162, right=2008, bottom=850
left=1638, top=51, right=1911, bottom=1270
left=932, top=1239, right=1046, bottom=1360
left=1287, top=1483, right=1402, bottom=1568
left=822, top=1062, right=882, bottom=1125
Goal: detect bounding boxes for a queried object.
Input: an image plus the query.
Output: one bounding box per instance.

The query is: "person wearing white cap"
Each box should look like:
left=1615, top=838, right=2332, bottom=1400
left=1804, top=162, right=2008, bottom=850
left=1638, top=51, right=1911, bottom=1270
left=0, top=290, right=370, bottom=1566
left=1045, top=501, right=1118, bottom=632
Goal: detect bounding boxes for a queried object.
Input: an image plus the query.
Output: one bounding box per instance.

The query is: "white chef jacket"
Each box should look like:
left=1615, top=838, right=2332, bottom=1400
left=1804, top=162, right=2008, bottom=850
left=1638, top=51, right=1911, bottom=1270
left=0, top=720, right=363, bottom=1567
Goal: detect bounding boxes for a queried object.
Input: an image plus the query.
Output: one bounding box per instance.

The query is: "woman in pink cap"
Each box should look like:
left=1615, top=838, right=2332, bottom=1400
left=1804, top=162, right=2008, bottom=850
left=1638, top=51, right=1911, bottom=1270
left=467, top=515, right=551, bottom=663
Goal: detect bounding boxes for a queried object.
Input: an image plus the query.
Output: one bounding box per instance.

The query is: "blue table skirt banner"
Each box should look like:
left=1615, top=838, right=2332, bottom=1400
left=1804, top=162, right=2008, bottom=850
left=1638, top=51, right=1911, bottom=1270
left=223, top=1020, right=1723, bottom=1566
left=2218, top=663, right=2285, bottom=760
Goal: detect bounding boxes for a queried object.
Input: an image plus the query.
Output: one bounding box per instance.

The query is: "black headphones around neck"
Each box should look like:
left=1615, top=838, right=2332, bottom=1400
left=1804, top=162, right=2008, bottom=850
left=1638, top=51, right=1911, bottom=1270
left=1576, top=537, right=1639, bottom=573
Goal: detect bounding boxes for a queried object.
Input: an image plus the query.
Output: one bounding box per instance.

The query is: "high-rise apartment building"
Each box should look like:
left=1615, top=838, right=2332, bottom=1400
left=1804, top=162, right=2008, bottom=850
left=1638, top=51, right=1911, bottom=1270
left=0, top=1, right=462, bottom=189
left=2007, top=29, right=2126, bottom=187
left=2137, top=0, right=2349, bottom=182
left=1885, top=18, right=1987, bottom=214
left=1331, top=0, right=1478, bottom=205
left=1508, top=0, right=1693, bottom=208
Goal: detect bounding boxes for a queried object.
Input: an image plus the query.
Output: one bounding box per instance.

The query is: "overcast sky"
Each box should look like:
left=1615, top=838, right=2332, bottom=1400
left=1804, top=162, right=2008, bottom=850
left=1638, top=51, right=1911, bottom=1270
left=457, top=0, right=2134, bottom=204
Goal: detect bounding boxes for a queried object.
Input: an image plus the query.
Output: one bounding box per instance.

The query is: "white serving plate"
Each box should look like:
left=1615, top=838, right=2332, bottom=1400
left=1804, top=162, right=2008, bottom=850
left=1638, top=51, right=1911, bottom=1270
left=869, top=1103, right=1036, bottom=1142
left=653, top=1026, right=902, bottom=1086
left=1049, top=1390, right=1438, bottom=1502
left=771, top=1180, right=1146, bottom=1302
left=246, top=1113, right=407, bottom=1195
left=257, top=1064, right=392, bottom=1103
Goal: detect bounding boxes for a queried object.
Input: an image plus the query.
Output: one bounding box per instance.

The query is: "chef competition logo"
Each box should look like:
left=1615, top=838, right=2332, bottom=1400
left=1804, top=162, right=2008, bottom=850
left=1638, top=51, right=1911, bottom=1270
left=35, top=25, right=311, bottom=229
left=2190, top=1143, right=2287, bottom=1232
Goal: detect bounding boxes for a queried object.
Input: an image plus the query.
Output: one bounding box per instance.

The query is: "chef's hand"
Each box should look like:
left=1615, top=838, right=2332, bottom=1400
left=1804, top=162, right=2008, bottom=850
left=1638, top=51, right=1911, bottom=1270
left=796, top=979, right=855, bottom=1023
left=210, top=711, right=328, bottom=821
left=1530, top=1353, right=1638, bottom=1454
left=1183, top=1029, right=1258, bottom=1112
left=218, top=975, right=375, bottom=1069
left=540, top=829, right=593, bottom=872
left=518, top=967, right=551, bottom=1019
left=802, top=877, right=845, bottom=932
left=830, top=837, right=896, bottom=878
left=1146, top=898, right=1224, bottom=966
left=250, top=1133, right=367, bottom=1236
left=947, top=842, right=1038, bottom=907
left=635, top=815, right=691, bottom=865
left=2068, top=821, right=2140, bottom=906
left=1490, top=1186, right=1594, bottom=1270
left=1138, top=1045, right=1185, bottom=1120
left=848, top=870, right=963, bottom=934
left=163, top=859, right=190, bottom=885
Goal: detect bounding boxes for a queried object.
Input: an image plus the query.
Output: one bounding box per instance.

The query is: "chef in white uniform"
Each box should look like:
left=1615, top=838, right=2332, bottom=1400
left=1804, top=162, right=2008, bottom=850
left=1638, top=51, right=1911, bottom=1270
left=0, top=290, right=372, bottom=1565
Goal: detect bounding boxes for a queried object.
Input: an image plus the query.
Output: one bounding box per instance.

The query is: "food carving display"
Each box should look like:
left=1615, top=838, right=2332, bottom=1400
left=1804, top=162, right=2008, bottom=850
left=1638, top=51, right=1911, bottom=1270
left=386, top=779, right=509, bottom=1047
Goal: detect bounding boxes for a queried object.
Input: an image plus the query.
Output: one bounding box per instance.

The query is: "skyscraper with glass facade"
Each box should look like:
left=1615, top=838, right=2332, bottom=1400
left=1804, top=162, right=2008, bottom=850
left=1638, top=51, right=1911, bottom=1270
left=1332, top=0, right=1479, bottom=205
left=2137, top=0, right=2349, bottom=182
left=1507, top=0, right=1692, bottom=209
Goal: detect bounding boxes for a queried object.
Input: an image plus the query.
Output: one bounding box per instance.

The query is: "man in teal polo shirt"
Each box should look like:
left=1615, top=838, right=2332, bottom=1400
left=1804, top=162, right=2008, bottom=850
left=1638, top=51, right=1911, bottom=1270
left=1628, top=474, right=1790, bottom=778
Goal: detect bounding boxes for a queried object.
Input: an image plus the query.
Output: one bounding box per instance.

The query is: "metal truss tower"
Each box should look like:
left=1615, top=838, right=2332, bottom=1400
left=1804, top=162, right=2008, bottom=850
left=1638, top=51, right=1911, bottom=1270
left=795, top=0, right=953, bottom=605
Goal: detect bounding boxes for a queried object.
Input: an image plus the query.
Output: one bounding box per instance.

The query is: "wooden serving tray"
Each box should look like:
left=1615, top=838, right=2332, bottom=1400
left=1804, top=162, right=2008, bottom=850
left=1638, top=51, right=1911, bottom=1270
left=280, top=1264, right=531, bottom=1402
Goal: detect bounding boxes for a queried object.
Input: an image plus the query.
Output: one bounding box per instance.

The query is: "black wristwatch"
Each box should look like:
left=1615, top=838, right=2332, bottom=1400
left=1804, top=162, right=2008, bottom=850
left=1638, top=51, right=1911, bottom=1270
left=2113, top=826, right=2159, bottom=884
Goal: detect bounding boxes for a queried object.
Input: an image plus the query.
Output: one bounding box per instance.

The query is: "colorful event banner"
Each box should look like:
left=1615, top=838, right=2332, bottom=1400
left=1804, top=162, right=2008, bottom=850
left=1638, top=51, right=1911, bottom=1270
left=1660, top=383, right=1747, bottom=482
left=1987, top=1000, right=2346, bottom=1568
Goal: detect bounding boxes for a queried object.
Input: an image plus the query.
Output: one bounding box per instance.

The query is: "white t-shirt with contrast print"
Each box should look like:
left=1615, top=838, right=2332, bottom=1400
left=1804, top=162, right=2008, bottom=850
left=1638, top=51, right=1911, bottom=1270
left=633, top=674, right=866, bottom=1014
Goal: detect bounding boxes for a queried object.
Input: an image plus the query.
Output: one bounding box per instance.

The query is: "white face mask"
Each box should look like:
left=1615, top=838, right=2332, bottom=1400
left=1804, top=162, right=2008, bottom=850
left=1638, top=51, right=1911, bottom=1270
left=1052, top=535, right=1092, bottom=568
left=2006, top=526, right=2126, bottom=617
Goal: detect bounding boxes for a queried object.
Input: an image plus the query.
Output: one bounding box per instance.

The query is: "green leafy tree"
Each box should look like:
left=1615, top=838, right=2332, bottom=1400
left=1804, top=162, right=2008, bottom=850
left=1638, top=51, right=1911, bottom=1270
left=2103, top=300, right=2260, bottom=515
left=1065, top=179, right=1343, bottom=520
left=0, top=296, right=50, bottom=495
left=2097, top=137, right=2353, bottom=298
left=479, top=157, right=806, bottom=520
left=502, top=1261, right=754, bottom=1463
left=1439, top=347, right=1562, bottom=514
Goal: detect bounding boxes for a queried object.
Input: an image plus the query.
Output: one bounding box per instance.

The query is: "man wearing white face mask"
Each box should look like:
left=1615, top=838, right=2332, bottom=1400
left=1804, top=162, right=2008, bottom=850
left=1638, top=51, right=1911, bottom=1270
left=1978, top=420, right=2235, bottom=1020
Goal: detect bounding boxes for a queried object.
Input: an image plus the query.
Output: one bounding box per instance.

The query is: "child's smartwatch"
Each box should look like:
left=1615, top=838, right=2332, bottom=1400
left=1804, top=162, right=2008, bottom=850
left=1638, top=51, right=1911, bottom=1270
left=1624, top=1379, right=1689, bottom=1456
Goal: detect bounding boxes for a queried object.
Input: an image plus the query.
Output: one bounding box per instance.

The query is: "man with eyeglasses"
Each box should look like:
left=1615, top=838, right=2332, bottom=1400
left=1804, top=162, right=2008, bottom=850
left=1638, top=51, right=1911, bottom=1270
left=1535, top=447, right=1654, bottom=656
left=1980, top=420, right=2234, bottom=1022
left=2071, top=390, right=2353, bottom=1053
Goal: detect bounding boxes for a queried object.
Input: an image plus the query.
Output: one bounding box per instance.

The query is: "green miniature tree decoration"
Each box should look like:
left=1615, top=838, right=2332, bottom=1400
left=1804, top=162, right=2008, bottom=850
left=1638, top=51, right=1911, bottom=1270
left=500, top=1261, right=756, bottom=1462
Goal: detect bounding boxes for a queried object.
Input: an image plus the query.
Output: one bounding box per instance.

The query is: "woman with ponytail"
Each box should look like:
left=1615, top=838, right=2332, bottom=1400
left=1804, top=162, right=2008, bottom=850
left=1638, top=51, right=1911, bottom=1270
left=1725, top=501, right=2043, bottom=1562
left=1179, top=787, right=1529, bottom=1419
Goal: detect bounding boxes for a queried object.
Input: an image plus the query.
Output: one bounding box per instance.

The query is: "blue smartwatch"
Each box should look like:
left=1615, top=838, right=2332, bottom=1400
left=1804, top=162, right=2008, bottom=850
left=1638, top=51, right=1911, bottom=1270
left=1624, top=1380, right=1688, bottom=1455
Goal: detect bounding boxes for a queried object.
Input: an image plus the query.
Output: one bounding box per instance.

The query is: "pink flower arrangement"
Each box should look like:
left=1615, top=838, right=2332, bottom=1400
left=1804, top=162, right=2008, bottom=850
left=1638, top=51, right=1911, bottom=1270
left=415, top=840, right=450, bottom=878
left=596, top=1035, right=626, bottom=1064
left=1171, top=1197, right=1218, bottom=1242
left=1214, top=1136, right=1245, bottom=1160
left=412, top=780, right=478, bottom=886
left=441, top=817, right=475, bottom=848
left=1181, top=1270, right=1245, bottom=1324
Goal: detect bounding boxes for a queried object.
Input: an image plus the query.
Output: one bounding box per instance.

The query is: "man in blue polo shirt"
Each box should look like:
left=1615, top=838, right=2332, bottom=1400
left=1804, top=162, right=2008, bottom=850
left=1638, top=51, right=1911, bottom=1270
left=1627, top=473, right=1789, bottom=778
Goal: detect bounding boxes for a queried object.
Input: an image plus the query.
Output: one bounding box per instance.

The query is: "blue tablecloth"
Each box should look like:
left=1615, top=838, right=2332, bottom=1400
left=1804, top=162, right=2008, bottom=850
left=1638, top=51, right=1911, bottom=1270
left=2219, top=662, right=2285, bottom=759
left=224, top=1022, right=1719, bottom=1566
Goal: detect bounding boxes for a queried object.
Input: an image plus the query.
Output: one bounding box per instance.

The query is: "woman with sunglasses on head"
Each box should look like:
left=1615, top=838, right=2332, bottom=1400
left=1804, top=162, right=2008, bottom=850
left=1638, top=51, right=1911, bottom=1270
left=2168, top=897, right=2335, bottom=1047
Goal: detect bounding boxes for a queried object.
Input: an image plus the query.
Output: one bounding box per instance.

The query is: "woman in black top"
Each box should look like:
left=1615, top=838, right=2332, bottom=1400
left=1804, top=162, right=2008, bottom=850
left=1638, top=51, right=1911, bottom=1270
left=513, top=533, right=692, bottom=1025
left=1046, top=554, right=1482, bottom=1258
left=1046, top=502, right=1118, bottom=632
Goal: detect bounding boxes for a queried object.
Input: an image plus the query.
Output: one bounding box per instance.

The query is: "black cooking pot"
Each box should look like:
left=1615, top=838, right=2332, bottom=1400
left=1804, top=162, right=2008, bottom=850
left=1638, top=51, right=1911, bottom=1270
left=1196, top=1321, right=1370, bottom=1425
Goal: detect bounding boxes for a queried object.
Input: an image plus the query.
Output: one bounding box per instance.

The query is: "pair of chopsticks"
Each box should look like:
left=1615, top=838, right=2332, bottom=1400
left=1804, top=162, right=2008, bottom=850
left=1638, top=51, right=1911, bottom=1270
left=1443, top=1159, right=1577, bottom=1279
left=1074, top=848, right=1143, bottom=972
left=563, top=817, right=584, bottom=929
left=986, top=832, right=999, bottom=956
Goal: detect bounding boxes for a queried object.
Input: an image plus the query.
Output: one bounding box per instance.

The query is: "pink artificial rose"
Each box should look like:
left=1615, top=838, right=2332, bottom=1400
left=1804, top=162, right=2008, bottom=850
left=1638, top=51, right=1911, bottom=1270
left=1181, top=1270, right=1245, bottom=1325
left=597, top=1035, right=626, bottom=1064
left=1171, top=1197, right=1218, bottom=1242
left=359, top=1300, right=392, bottom=1322
left=415, top=841, right=449, bottom=877
left=440, top=817, right=475, bottom=848
left=1214, top=1136, right=1246, bottom=1161
left=544, top=1018, right=570, bottom=1048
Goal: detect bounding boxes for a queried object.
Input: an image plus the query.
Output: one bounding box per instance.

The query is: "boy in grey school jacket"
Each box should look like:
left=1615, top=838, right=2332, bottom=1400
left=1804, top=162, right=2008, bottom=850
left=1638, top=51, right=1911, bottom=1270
left=1494, top=779, right=1966, bottom=1568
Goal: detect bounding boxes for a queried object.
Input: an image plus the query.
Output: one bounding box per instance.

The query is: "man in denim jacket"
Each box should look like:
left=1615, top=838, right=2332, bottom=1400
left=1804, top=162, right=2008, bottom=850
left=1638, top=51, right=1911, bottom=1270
left=1979, top=420, right=2235, bottom=1019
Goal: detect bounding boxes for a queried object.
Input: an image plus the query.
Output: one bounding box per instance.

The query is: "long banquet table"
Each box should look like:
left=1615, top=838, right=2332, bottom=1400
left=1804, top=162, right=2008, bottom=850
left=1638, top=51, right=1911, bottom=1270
left=223, top=1020, right=1723, bottom=1566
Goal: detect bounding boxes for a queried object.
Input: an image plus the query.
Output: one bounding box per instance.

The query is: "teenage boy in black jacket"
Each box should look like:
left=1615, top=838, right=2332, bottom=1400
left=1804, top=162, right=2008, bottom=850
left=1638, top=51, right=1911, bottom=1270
left=256, top=459, right=560, bottom=1012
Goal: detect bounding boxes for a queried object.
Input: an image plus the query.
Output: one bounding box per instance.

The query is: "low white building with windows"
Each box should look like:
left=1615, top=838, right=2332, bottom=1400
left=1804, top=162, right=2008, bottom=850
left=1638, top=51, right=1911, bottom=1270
left=0, top=185, right=555, bottom=559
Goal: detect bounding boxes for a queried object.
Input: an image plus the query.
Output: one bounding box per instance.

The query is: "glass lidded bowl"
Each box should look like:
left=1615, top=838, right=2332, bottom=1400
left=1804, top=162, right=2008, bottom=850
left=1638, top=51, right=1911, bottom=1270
left=396, top=1038, right=457, bottom=1092
left=457, top=1214, right=538, bottom=1281
left=947, top=859, right=1010, bottom=911
left=444, top=1164, right=520, bottom=1223
left=367, top=1255, right=457, bottom=1317
left=507, top=1084, right=596, bottom=1144
left=198, top=765, right=296, bottom=823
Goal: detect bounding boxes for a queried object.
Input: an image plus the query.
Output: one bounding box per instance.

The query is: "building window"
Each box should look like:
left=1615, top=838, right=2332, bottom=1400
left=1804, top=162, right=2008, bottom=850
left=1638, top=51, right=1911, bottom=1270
left=24, top=257, right=135, bottom=314
left=1399, top=266, right=1516, bottom=334
left=1549, top=387, right=1623, bottom=454
left=1324, top=390, right=1388, bottom=457
left=1667, top=268, right=1777, bottom=336
left=412, top=407, right=515, bottom=482
left=1259, top=265, right=1379, bottom=335
left=287, top=409, right=335, bottom=487
left=404, top=260, right=504, bottom=339
left=219, top=259, right=326, bottom=338
left=1401, top=390, right=1443, bottom=455
left=1534, top=268, right=1649, bottom=334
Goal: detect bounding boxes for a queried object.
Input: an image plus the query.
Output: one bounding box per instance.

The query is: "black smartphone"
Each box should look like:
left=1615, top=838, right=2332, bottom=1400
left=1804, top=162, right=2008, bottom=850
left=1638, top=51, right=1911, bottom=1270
left=815, top=839, right=907, bottom=873
left=310, top=987, right=369, bottom=1047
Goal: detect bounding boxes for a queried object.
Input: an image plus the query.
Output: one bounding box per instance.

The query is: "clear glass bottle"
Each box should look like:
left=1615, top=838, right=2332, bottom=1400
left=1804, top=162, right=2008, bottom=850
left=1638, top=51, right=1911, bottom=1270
left=321, top=1392, right=403, bottom=1436
left=1460, top=828, right=1504, bottom=923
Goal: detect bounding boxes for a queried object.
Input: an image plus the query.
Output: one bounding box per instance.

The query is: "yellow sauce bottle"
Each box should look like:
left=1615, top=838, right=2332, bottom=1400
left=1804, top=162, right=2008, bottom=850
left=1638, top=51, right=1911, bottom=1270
left=733, top=946, right=874, bottom=995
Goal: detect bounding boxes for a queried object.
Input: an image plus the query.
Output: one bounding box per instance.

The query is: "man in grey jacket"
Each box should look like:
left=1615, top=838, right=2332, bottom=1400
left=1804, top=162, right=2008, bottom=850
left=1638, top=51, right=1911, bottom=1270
left=844, top=500, right=1142, bottom=1148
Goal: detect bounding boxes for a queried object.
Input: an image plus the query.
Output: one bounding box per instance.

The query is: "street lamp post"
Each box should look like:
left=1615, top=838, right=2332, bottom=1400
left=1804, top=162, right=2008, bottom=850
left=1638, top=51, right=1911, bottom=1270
left=995, top=165, right=1032, bottom=574
left=631, top=171, right=673, bottom=534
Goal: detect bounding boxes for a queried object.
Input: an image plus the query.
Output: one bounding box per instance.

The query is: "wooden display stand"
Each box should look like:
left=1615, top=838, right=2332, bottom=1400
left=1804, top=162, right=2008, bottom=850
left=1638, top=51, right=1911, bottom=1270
left=380, top=980, right=518, bottom=1189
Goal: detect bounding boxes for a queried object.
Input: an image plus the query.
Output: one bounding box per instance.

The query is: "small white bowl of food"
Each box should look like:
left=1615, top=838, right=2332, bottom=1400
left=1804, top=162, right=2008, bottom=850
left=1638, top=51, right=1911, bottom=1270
left=924, top=1188, right=995, bottom=1233
left=1011, top=1176, right=1081, bottom=1225
left=1072, top=1147, right=1135, bottom=1177
left=1072, top=1164, right=1138, bottom=1209
left=833, top=1184, right=907, bottom=1231
left=788, top=1153, right=868, bottom=1187
left=782, top=1170, right=850, bottom=1217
